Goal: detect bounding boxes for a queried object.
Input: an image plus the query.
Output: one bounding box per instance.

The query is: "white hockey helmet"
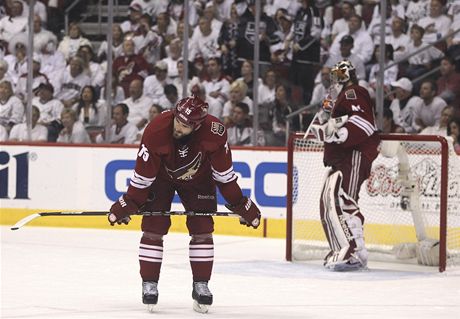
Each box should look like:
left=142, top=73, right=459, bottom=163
left=330, top=60, right=356, bottom=84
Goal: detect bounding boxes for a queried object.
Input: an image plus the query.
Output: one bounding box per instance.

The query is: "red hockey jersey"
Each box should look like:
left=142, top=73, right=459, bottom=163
left=126, top=111, right=243, bottom=206
left=324, top=84, right=380, bottom=166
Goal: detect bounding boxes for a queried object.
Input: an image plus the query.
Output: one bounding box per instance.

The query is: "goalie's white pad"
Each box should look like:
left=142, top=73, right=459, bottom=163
left=416, top=238, right=440, bottom=266
left=321, top=171, right=368, bottom=271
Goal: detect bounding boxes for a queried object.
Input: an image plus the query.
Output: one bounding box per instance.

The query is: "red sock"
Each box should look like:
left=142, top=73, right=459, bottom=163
left=189, top=238, right=214, bottom=282
left=139, top=237, right=163, bottom=281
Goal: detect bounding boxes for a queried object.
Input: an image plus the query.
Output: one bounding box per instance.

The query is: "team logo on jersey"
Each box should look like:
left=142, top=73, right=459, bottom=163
left=138, top=144, right=149, bottom=162
left=178, top=145, right=189, bottom=158
left=345, top=89, right=357, bottom=100
left=165, top=152, right=202, bottom=181
left=211, top=122, right=225, bottom=136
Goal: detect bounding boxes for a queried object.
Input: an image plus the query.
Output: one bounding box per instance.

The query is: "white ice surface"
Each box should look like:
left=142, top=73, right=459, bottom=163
left=2, top=226, right=460, bottom=319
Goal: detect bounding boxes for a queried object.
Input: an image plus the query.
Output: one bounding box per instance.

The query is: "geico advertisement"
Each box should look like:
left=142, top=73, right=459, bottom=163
left=0, top=145, right=288, bottom=219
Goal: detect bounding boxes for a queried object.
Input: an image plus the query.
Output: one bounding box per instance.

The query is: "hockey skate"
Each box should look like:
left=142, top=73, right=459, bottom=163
left=192, top=281, right=213, bottom=313
left=142, top=281, right=158, bottom=312
left=324, top=249, right=368, bottom=272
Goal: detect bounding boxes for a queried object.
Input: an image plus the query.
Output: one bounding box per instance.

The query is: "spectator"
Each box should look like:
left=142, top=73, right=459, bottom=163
left=413, top=80, right=447, bottom=132
left=188, top=16, right=220, bottom=63
left=157, top=84, right=178, bottom=110
left=382, top=108, right=403, bottom=133
left=366, top=1, right=394, bottom=44
left=171, top=59, right=200, bottom=98
left=76, top=45, right=105, bottom=89
left=57, top=22, right=92, bottom=62
left=310, top=66, right=332, bottom=108
left=32, top=14, right=54, bottom=53
left=16, top=54, right=49, bottom=102
left=222, top=80, right=253, bottom=126
left=37, top=33, right=66, bottom=81
left=258, top=68, right=277, bottom=105
left=447, top=118, right=460, bottom=152
left=97, top=24, right=124, bottom=62
left=151, top=11, right=177, bottom=46
left=227, top=102, right=265, bottom=146
left=0, top=0, right=27, bottom=42
left=420, top=105, right=454, bottom=136
left=0, top=59, right=11, bottom=83
left=236, top=0, right=281, bottom=65
left=330, top=1, right=358, bottom=42
left=325, top=35, right=366, bottom=80
left=4, top=35, right=28, bottom=86
left=202, top=57, right=230, bottom=113
left=437, top=56, right=460, bottom=114
left=123, top=78, right=153, bottom=130
left=368, top=44, right=399, bottom=93
left=53, top=56, right=91, bottom=109
left=388, top=77, right=421, bottom=133
left=95, top=103, right=139, bottom=144
left=100, top=74, right=126, bottom=107
left=236, top=59, right=261, bottom=99
left=330, top=14, right=374, bottom=64
left=291, top=0, right=323, bottom=103
left=271, top=8, right=294, bottom=65
left=0, top=80, right=24, bottom=133
left=72, top=85, right=107, bottom=128
left=143, top=60, right=171, bottom=103
left=218, top=2, right=240, bottom=79
left=161, top=38, right=181, bottom=80
left=405, top=24, right=444, bottom=79
left=133, top=14, right=162, bottom=65
left=405, top=0, right=430, bottom=28
left=113, top=37, right=151, bottom=96
left=136, top=103, right=164, bottom=142
left=120, top=3, right=142, bottom=33
left=0, top=123, right=7, bottom=141
left=267, top=84, right=300, bottom=146
left=131, top=0, right=169, bottom=17
left=387, top=15, right=411, bottom=63
left=56, top=108, right=90, bottom=143
left=32, top=82, right=64, bottom=142
left=9, top=105, right=47, bottom=142
left=418, top=0, right=452, bottom=44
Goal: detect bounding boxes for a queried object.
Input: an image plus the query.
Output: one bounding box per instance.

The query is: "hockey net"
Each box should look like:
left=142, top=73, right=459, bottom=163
left=286, top=133, right=460, bottom=272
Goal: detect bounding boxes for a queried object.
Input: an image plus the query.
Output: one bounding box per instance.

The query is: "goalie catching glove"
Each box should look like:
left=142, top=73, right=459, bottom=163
left=108, top=194, right=139, bottom=226
left=311, top=115, right=349, bottom=144
left=226, top=196, right=261, bottom=229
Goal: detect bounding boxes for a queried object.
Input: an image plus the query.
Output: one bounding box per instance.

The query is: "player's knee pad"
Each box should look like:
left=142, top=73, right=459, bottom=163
left=320, top=171, right=367, bottom=269
left=142, top=232, right=164, bottom=241
left=191, top=233, right=213, bottom=243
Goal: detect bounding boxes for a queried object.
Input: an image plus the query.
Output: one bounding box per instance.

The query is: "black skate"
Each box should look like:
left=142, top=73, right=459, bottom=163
left=142, top=281, right=158, bottom=312
left=192, top=281, right=213, bottom=313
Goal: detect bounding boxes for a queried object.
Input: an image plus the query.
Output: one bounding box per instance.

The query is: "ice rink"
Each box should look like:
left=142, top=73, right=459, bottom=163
left=2, top=226, right=460, bottom=319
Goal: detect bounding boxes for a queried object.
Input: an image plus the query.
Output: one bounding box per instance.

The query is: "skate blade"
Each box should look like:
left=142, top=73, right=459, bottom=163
left=326, top=262, right=368, bottom=272
left=193, top=300, right=209, bottom=313
left=147, top=304, right=156, bottom=313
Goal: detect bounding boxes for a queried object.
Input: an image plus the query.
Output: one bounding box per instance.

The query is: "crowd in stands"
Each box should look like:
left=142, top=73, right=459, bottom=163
left=0, top=0, right=459, bottom=150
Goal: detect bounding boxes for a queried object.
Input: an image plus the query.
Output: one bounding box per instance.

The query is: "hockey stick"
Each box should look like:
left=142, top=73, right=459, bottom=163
left=10, top=210, right=239, bottom=231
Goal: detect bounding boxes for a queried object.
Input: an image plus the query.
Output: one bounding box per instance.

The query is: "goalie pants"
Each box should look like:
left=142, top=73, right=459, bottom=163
left=139, top=175, right=216, bottom=282
left=320, top=150, right=373, bottom=263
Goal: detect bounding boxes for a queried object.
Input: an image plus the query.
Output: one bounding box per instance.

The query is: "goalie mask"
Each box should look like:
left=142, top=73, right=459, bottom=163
left=330, top=60, right=355, bottom=84
left=173, top=95, right=209, bottom=129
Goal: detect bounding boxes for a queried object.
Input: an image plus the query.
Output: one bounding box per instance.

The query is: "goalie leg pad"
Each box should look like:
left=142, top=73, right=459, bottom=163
left=416, top=239, right=440, bottom=266
left=320, top=171, right=368, bottom=271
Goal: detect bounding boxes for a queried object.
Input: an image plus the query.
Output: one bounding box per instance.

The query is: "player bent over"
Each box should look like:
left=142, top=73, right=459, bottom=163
left=311, top=60, right=380, bottom=271
left=107, top=94, right=261, bottom=312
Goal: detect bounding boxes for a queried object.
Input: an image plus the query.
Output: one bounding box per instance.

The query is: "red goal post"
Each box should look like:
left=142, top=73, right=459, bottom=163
left=286, top=133, right=460, bottom=272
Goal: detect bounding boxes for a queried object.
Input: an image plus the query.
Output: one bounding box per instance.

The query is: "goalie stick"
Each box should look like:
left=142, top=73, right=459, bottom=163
left=10, top=210, right=240, bottom=231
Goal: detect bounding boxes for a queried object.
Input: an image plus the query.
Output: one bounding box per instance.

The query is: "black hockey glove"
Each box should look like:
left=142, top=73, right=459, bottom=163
left=108, top=194, right=138, bottom=226
left=226, top=196, right=261, bottom=229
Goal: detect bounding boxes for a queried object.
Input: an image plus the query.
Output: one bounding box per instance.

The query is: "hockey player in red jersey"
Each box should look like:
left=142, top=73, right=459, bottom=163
left=311, top=60, right=380, bottom=271
left=107, top=94, right=261, bottom=312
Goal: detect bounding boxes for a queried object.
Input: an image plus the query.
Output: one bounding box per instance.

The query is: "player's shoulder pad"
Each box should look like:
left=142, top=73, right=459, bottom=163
left=143, top=110, right=174, bottom=145
left=200, top=115, right=227, bottom=142
left=345, top=89, right=357, bottom=100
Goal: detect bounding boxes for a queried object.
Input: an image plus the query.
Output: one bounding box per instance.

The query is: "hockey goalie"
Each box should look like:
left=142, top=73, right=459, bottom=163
left=310, top=60, right=380, bottom=271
